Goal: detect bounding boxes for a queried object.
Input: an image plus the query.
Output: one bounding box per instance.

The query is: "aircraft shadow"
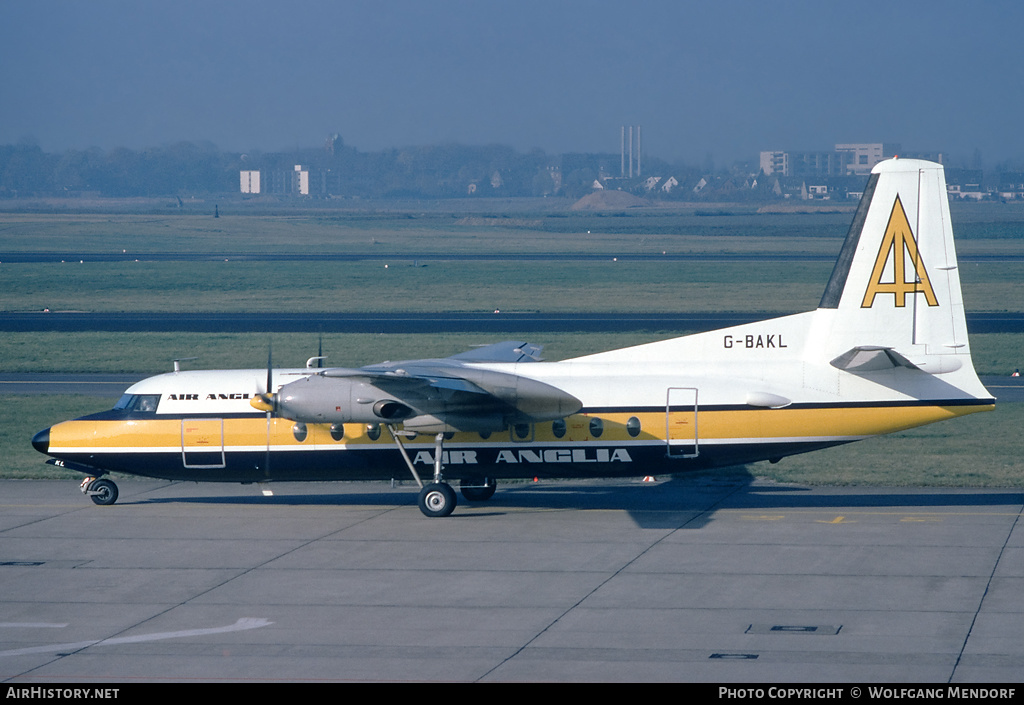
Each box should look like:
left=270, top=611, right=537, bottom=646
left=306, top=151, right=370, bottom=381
left=129, top=471, right=1023, bottom=531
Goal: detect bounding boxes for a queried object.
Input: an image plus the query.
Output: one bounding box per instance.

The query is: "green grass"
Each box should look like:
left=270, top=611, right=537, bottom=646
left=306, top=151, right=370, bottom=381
left=2, top=258, right=1022, bottom=314
left=757, top=403, right=1023, bottom=487
left=3, top=395, right=121, bottom=479
left=0, top=330, right=1017, bottom=375
left=0, top=331, right=684, bottom=373
left=0, top=210, right=857, bottom=255
left=2, top=206, right=1023, bottom=256
left=0, top=259, right=832, bottom=313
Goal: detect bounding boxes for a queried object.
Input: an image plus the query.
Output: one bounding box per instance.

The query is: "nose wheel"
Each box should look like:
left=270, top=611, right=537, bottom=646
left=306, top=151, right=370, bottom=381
left=81, top=477, right=119, bottom=506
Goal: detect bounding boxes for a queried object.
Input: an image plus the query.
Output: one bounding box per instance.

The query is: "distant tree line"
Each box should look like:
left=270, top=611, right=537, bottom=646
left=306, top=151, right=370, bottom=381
left=0, top=140, right=236, bottom=198
left=0, top=136, right=728, bottom=201
left=9, top=136, right=1015, bottom=202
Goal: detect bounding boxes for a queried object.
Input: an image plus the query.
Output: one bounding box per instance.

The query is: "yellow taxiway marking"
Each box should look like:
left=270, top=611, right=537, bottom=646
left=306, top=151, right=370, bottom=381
left=729, top=509, right=1022, bottom=523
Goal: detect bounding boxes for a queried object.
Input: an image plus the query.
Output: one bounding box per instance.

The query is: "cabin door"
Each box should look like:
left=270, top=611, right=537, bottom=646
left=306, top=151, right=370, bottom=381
left=665, top=387, right=699, bottom=458
left=181, top=418, right=227, bottom=469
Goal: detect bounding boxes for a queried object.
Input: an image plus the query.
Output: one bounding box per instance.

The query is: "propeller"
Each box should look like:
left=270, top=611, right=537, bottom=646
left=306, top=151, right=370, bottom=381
left=251, top=344, right=277, bottom=413
left=257, top=344, right=274, bottom=478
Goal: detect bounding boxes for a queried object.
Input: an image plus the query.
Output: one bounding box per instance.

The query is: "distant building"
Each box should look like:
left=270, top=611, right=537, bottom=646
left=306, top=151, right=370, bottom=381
left=760, top=151, right=789, bottom=177
left=998, top=172, right=1024, bottom=200
left=294, top=165, right=309, bottom=196
left=240, top=170, right=261, bottom=194
left=946, top=168, right=986, bottom=200
left=240, top=166, right=315, bottom=196
left=834, top=143, right=901, bottom=175
left=761, top=143, right=902, bottom=178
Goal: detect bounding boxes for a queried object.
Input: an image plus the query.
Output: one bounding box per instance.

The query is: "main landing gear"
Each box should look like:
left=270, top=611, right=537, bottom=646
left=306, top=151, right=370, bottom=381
left=386, top=426, right=496, bottom=518
left=418, top=481, right=457, bottom=518
left=80, top=476, right=119, bottom=506
left=459, top=477, right=496, bottom=502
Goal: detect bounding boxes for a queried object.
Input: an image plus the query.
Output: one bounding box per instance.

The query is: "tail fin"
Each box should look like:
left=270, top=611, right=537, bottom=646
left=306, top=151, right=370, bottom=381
left=816, top=158, right=978, bottom=379
left=573, top=157, right=991, bottom=406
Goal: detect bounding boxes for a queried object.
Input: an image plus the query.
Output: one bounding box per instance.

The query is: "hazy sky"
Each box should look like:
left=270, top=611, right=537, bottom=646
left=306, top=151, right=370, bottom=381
left=3, top=0, right=1023, bottom=166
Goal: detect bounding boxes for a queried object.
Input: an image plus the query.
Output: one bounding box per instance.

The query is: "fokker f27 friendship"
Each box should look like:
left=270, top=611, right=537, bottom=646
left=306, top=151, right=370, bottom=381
left=33, top=159, right=994, bottom=516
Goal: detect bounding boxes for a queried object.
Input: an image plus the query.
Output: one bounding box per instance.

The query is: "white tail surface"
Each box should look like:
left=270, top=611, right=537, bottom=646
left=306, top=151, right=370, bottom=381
left=571, top=158, right=992, bottom=406
left=816, top=158, right=967, bottom=361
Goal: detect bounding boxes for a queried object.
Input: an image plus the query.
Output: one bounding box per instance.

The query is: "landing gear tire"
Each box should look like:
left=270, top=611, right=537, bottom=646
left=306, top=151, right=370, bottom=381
left=418, top=482, right=457, bottom=518
left=460, top=478, right=496, bottom=502
left=88, top=478, right=119, bottom=506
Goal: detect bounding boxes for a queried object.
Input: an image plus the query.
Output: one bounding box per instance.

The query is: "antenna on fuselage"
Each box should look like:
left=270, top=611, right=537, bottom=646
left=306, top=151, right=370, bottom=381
left=173, top=357, right=198, bottom=373
left=305, top=334, right=326, bottom=369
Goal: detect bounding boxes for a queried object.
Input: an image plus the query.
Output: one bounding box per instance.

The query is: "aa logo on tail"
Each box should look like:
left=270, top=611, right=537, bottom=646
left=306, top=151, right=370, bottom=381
left=862, top=196, right=939, bottom=308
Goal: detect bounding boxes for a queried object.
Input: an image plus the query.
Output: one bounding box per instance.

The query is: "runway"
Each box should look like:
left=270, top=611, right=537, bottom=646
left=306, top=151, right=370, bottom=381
left=1, top=477, right=1021, bottom=683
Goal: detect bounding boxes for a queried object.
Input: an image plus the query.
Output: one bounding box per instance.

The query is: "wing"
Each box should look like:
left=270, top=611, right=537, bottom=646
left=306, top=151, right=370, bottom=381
left=267, top=341, right=580, bottom=433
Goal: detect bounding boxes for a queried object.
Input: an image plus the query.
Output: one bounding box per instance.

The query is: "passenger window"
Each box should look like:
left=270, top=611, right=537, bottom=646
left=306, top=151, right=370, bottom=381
left=330, top=424, right=345, bottom=441
left=589, top=417, right=603, bottom=438
left=551, top=419, right=567, bottom=438
left=627, top=416, right=641, bottom=438
left=292, top=423, right=308, bottom=442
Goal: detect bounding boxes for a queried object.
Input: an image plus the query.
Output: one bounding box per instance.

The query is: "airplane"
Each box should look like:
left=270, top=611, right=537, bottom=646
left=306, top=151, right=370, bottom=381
left=32, top=158, right=995, bottom=517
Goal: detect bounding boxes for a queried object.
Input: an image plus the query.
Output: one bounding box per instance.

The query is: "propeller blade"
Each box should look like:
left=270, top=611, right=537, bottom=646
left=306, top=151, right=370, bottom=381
left=251, top=344, right=277, bottom=412
left=267, top=343, right=273, bottom=396
left=263, top=344, right=272, bottom=478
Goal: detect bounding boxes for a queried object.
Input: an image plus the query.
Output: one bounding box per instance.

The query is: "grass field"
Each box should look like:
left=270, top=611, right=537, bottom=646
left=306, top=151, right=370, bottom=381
left=0, top=330, right=1020, bottom=375
left=1, top=258, right=1022, bottom=314
left=2, top=202, right=1023, bottom=255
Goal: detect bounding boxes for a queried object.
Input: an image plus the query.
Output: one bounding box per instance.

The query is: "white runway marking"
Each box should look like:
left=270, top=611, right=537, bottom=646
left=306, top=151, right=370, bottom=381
left=0, top=617, right=272, bottom=657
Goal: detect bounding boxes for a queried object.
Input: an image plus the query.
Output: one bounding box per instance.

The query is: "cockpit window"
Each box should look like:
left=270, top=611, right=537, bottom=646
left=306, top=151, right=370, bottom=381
left=113, top=394, right=161, bottom=413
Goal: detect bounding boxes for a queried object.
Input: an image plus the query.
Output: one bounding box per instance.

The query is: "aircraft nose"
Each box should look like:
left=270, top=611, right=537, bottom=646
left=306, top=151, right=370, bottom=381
left=32, top=427, right=50, bottom=454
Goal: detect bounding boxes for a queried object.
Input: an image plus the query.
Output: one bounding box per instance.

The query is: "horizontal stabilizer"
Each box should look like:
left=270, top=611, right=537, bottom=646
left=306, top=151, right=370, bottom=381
left=830, top=346, right=918, bottom=373
left=447, top=340, right=543, bottom=363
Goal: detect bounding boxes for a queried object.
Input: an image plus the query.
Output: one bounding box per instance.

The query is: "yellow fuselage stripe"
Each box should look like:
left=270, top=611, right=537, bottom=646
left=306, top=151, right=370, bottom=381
left=48, top=404, right=993, bottom=452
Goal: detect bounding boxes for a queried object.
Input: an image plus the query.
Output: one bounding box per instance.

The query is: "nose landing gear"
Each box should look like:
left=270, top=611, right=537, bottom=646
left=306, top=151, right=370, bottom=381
left=80, top=476, right=119, bottom=506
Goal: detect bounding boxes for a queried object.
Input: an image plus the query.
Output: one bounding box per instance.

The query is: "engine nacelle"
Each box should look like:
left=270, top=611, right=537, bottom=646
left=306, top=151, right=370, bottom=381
left=372, top=399, right=415, bottom=421
left=274, top=374, right=417, bottom=423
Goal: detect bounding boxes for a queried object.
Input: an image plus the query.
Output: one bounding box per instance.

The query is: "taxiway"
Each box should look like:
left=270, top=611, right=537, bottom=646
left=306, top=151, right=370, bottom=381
left=1, top=477, right=1021, bottom=682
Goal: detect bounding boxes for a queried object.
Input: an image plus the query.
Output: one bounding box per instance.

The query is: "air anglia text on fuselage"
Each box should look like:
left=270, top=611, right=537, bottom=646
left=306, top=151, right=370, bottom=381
left=167, top=393, right=252, bottom=401
left=412, top=448, right=634, bottom=465
left=723, top=334, right=788, bottom=349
